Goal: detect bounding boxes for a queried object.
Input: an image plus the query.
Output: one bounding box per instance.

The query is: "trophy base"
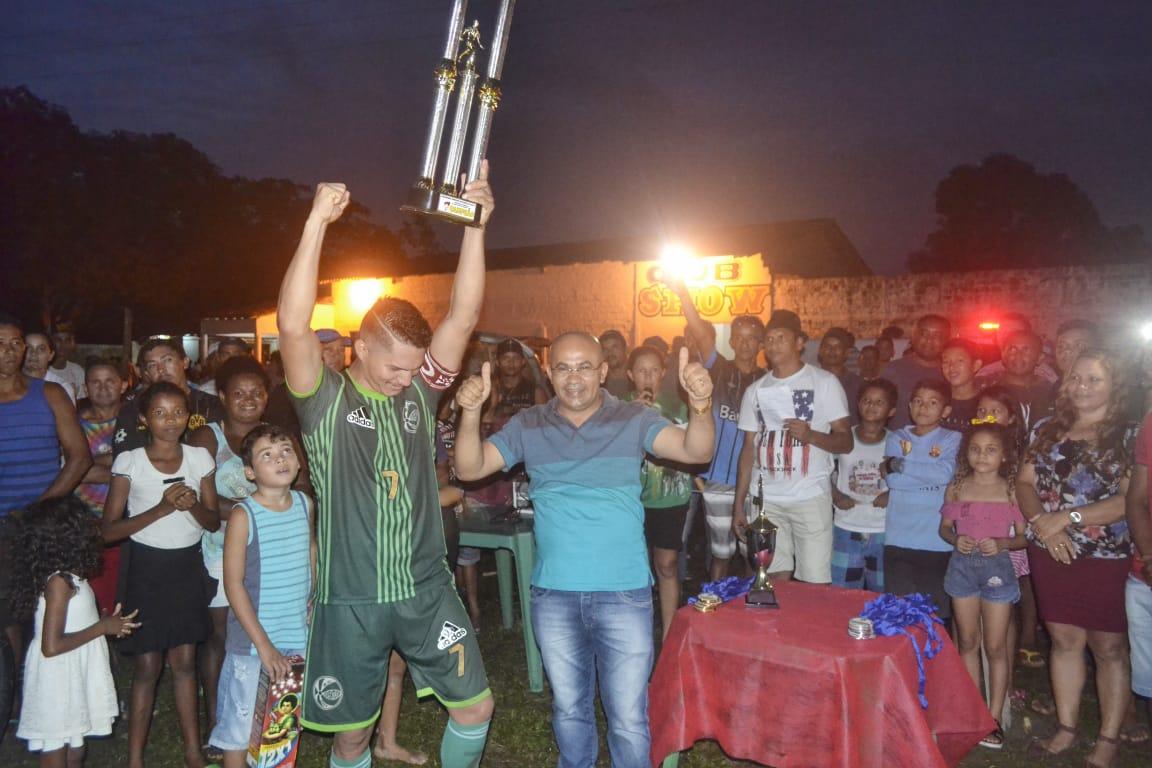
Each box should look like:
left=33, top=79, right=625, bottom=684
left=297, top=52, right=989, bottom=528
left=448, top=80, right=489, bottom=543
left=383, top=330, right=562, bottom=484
left=401, top=186, right=483, bottom=227
left=745, top=588, right=780, bottom=609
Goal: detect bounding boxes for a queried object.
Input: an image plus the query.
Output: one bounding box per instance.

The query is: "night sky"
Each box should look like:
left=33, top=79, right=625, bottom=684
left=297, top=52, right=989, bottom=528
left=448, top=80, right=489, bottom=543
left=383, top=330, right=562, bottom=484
left=3, top=0, right=1150, bottom=275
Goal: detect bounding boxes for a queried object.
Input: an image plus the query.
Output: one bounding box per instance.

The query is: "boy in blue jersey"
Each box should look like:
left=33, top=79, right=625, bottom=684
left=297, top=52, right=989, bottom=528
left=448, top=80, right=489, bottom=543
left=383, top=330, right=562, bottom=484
left=210, top=424, right=314, bottom=767
left=453, top=331, right=715, bottom=768
left=881, top=379, right=962, bottom=620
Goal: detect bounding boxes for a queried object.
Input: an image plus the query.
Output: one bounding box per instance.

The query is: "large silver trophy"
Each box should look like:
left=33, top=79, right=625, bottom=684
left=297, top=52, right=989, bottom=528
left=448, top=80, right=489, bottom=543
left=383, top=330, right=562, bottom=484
left=402, top=0, right=517, bottom=227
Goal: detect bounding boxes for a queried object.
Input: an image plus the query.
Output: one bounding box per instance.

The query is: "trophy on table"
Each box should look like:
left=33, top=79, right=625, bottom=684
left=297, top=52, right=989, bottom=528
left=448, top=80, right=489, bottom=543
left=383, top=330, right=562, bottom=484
left=401, top=0, right=517, bottom=227
left=745, top=476, right=780, bottom=608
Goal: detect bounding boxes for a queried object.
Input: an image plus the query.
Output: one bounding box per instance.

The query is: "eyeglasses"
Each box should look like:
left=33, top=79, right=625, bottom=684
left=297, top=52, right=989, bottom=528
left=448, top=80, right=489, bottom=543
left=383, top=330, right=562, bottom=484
left=552, top=363, right=599, bottom=376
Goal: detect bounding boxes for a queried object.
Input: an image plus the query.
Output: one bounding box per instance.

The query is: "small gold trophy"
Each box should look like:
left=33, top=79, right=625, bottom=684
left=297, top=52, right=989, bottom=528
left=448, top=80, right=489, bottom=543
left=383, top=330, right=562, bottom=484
left=745, top=477, right=780, bottom=608
left=402, top=0, right=517, bottom=227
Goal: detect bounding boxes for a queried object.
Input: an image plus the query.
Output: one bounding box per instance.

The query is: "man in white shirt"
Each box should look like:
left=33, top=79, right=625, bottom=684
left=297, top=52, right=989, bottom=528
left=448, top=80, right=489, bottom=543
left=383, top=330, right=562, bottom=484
left=733, top=310, right=853, bottom=583
left=50, top=325, right=88, bottom=401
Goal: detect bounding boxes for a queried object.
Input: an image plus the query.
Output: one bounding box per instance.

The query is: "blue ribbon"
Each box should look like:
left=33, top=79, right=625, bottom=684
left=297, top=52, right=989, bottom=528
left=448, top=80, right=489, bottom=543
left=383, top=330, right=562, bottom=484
left=860, top=593, right=944, bottom=709
left=687, top=576, right=754, bottom=605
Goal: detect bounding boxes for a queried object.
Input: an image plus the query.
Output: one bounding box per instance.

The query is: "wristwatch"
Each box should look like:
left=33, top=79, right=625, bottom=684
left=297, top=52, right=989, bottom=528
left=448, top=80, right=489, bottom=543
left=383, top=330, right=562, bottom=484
left=1069, top=510, right=1083, bottom=525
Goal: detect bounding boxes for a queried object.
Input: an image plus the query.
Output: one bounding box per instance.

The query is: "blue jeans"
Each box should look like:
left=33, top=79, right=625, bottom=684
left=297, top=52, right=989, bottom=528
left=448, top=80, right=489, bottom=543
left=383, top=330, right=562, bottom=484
left=531, top=587, right=654, bottom=768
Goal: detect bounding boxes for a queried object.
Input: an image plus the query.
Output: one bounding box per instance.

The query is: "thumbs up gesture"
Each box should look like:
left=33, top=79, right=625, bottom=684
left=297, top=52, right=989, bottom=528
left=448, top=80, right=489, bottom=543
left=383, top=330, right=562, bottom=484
left=678, top=347, right=713, bottom=404
left=456, top=361, right=492, bottom=413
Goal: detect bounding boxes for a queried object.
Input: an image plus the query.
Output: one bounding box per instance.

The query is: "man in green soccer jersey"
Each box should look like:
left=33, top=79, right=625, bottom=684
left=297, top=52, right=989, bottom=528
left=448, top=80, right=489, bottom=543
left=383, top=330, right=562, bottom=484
left=277, top=166, right=495, bottom=768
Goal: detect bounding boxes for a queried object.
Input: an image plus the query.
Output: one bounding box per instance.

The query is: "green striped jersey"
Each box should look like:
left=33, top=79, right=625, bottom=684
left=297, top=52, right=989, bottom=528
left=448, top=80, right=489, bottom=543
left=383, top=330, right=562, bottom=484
left=292, top=363, right=453, bottom=604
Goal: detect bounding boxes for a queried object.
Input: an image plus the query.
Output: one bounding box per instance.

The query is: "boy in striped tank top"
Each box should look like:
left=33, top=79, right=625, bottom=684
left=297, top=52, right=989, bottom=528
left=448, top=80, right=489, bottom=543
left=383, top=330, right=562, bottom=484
left=208, top=424, right=315, bottom=766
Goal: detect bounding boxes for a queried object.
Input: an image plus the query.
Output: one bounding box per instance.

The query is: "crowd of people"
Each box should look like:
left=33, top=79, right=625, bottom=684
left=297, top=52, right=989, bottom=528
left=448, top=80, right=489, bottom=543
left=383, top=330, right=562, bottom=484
left=0, top=169, right=1150, bottom=768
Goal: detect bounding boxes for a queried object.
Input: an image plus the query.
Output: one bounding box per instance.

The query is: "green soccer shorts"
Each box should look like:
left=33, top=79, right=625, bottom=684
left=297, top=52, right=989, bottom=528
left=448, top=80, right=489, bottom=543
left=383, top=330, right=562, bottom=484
left=301, top=582, right=490, bottom=731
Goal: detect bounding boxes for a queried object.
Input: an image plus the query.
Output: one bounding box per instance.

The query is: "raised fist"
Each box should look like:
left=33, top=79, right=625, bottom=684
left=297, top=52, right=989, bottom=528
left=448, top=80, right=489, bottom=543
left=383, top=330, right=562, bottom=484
left=311, top=182, right=350, bottom=224
left=456, top=362, right=491, bottom=413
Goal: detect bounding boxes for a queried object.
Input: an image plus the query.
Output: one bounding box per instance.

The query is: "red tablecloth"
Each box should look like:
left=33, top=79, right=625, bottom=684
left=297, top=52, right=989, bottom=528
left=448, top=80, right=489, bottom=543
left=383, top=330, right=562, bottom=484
left=649, top=582, right=996, bottom=767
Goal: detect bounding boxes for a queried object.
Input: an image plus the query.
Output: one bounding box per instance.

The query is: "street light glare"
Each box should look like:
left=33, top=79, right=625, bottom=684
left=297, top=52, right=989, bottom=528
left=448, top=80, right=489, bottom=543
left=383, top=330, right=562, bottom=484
left=660, top=243, right=695, bottom=280
left=1140, top=321, right=1152, bottom=342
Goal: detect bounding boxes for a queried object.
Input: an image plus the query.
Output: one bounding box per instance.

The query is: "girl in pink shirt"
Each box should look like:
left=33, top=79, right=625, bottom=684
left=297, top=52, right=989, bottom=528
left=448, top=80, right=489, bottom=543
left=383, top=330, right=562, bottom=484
left=938, top=423, right=1026, bottom=750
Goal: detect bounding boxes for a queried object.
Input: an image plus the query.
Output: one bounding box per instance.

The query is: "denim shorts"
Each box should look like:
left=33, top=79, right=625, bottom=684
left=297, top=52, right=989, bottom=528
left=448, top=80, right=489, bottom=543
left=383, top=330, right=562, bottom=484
left=1126, top=575, right=1152, bottom=697
left=944, top=550, right=1020, bottom=604
left=209, top=649, right=304, bottom=751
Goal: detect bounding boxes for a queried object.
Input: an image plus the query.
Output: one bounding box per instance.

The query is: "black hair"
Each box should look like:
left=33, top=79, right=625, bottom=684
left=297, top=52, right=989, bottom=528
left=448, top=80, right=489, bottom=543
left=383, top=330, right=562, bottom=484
left=859, top=377, right=898, bottom=408
left=279, top=693, right=299, bottom=709
left=917, top=314, right=951, bottom=331
left=941, top=337, right=983, bottom=361
left=731, top=315, right=765, bottom=336
left=1000, top=311, right=1033, bottom=331
left=974, top=384, right=1027, bottom=451
left=360, top=297, right=433, bottom=350
left=217, top=337, right=250, bottom=352
left=626, top=345, right=666, bottom=370
left=240, top=423, right=296, bottom=467
left=24, top=329, right=54, bottom=352
left=6, top=496, right=104, bottom=621
left=599, top=329, right=627, bottom=346
left=85, top=358, right=123, bottom=378
left=0, top=311, right=24, bottom=333
left=911, top=378, right=951, bottom=406
left=215, top=355, right=270, bottom=396
left=136, top=381, right=190, bottom=421
left=137, top=336, right=186, bottom=364
left=1056, top=318, right=1101, bottom=342
left=952, top=423, right=1019, bottom=501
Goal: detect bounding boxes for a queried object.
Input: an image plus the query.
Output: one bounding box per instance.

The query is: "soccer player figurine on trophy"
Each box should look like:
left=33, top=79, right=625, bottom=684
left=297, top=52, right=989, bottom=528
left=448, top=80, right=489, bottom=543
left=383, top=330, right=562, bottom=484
left=402, top=0, right=517, bottom=226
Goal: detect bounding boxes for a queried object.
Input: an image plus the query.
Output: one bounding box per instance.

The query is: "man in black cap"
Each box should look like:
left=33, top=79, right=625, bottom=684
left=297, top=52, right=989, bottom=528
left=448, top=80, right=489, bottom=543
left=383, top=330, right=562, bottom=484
left=732, top=309, right=852, bottom=584
left=489, top=338, right=547, bottom=417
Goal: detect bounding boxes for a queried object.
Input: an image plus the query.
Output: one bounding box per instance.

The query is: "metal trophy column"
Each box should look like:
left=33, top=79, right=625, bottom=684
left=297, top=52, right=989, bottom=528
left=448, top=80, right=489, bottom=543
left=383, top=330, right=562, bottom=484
left=402, top=0, right=517, bottom=227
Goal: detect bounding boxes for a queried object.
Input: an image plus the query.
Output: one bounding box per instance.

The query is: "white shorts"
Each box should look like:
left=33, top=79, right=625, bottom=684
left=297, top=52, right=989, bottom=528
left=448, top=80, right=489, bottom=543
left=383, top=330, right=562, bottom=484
left=701, top=482, right=739, bottom=559
left=205, top=557, right=229, bottom=609
left=762, top=490, right=834, bottom=584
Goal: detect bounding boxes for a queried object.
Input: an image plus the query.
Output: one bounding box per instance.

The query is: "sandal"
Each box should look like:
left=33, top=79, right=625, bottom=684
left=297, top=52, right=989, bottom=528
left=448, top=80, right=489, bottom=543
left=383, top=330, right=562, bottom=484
left=1030, top=692, right=1056, bottom=716
left=1028, top=723, right=1077, bottom=759
left=1017, top=648, right=1047, bottom=668
left=203, top=744, right=225, bottom=764
left=979, top=721, right=1005, bottom=750
left=1084, top=734, right=1120, bottom=768
left=1121, top=722, right=1151, bottom=744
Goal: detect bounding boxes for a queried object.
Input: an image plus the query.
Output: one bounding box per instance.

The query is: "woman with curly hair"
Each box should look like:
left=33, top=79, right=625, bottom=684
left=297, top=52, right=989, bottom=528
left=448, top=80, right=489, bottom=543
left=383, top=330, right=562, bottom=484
left=10, top=496, right=139, bottom=767
left=1018, top=349, right=1133, bottom=767
left=938, top=423, right=1026, bottom=749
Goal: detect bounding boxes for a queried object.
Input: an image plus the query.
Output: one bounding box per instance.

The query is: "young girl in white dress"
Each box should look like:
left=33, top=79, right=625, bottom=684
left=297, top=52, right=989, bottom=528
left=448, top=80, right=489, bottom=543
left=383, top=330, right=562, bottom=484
left=11, top=496, right=140, bottom=767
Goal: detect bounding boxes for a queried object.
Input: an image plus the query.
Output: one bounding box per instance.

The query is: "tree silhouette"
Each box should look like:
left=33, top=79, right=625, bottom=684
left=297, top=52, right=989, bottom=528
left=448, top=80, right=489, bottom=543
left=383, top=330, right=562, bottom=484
left=0, top=86, right=405, bottom=338
left=908, top=154, right=1149, bottom=272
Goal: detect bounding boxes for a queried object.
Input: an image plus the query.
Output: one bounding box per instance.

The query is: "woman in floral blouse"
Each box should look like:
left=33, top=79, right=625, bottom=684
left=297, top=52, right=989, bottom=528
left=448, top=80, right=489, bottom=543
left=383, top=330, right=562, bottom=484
left=1018, top=349, right=1132, bottom=767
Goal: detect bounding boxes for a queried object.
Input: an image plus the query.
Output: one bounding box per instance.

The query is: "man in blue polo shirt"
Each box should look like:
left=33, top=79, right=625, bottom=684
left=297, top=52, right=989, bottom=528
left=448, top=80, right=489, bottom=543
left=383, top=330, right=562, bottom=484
left=454, top=331, right=714, bottom=768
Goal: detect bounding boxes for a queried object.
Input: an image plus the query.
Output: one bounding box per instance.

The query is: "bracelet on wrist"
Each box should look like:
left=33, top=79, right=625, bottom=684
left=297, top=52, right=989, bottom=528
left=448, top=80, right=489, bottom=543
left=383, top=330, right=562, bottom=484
left=689, top=398, right=712, bottom=416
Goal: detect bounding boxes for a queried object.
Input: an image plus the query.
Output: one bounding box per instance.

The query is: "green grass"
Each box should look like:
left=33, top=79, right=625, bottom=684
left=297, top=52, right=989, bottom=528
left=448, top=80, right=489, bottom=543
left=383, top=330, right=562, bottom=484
left=2, top=553, right=1149, bottom=766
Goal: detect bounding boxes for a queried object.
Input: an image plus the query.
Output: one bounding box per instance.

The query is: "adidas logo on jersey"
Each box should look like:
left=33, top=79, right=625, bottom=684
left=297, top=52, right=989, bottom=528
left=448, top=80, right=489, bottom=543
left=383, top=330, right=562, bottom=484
left=436, top=620, right=467, bottom=650
left=346, top=406, right=375, bottom=430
